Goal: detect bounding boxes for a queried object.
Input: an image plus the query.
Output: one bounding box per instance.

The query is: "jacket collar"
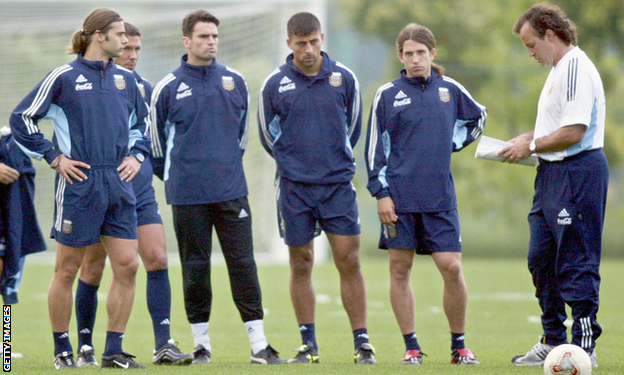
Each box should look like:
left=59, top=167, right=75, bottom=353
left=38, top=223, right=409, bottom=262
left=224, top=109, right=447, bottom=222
left=133, top=70, right=143, bottom=82
left=180, top=54, right=217, bottom=79
left=286, top=51, right=332, bottom=79
left=400, top=69, right=439, bottom=87
left=77, top=53, right=115, bottom=72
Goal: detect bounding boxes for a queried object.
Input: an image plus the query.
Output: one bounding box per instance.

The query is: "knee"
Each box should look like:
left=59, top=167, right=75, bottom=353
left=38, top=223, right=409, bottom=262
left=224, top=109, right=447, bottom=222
left=79, top=267, right=104, bottom=285
left=390, top=262, right=411, bottom=283
left=333, top=249, right=361, bottom=276
left=114, top=255, right=140, bottom=279
left=290, top=249, right=314, bottom=278
left=79, top=259, right=106, bottom=285
left=54, top=261, right=81, bottom=286
left=439, top=261, right=463, bottom=282
left=142, top=250, right=168, bottom=272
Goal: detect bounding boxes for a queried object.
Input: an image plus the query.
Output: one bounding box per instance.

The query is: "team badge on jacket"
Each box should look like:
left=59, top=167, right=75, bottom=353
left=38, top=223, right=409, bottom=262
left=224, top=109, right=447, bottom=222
left=222, top=76, right=235, bottom=91
left=138, top=83, right=146, bottom=98
left=329, top=72, right=342, bottom=87
left=438, top=87, right=450, bottom=102
left=114, top=74, right=126, bottom=90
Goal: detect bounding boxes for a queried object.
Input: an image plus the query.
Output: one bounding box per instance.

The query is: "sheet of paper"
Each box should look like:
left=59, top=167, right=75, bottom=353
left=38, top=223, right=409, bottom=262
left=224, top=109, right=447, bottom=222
left=475, top=135, right=538, bottom=167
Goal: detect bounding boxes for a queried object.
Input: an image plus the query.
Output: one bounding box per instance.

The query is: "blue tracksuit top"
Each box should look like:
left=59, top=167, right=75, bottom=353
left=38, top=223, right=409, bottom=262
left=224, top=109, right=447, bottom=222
left=128, top=70, right=157, bottom=199
left=10, top=53, right=150, bottom=168
left=365, top=70, right=486, bottom=213
left=0, top=130, right=46, bottom=304
left=258, top=52, right=362, bottom=184
left=134, top=70, right=153, bottom=106
left=150, top=55, right=249, bottom=205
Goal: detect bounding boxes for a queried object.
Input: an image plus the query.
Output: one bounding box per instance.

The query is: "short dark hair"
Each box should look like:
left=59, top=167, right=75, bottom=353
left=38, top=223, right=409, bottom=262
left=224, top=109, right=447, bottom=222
left=182, top=9, right=219, bottom=38
left=287, top=12, right=321, bottom=38
left=124, top=22, right=141, bottom=38
left=514, top=3, right=577, bottom=46
left=396, top=23, right=445, bottom=76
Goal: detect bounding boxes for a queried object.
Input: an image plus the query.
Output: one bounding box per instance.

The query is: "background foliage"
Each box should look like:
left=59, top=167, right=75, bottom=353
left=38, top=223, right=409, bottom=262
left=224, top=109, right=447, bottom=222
left=334, top=0, right=624, bottom=257
left=1, top=1, right=621, bottom=258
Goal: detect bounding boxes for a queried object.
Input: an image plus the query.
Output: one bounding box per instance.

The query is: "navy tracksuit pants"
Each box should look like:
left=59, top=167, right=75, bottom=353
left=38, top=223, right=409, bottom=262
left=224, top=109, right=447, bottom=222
left=527, top=149, right=608, bottom=351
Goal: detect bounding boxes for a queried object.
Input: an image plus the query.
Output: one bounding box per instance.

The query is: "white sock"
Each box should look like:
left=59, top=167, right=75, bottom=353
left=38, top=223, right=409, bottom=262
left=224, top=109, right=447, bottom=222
left=245, top=319, right=268, bottom=354
left=191, top=322, right=211, bottom=352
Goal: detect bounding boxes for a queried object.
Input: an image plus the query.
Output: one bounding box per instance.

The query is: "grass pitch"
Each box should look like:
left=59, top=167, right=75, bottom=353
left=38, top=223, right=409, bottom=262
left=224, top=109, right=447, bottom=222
left=9, top=254, right=624, bottom=374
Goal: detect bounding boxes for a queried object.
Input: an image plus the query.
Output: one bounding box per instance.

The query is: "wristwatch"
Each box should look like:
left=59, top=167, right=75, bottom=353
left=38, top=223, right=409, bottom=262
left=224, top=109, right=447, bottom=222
left=529, top=139, right=537, bottom=153
left=132, top=153, right=145, bottom=163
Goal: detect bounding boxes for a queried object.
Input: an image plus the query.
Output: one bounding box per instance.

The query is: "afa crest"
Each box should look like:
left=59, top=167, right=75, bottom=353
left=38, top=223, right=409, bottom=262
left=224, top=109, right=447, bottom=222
left=329, top=72, right=342, bottom=87
left=438, top=87, right=450, bottom=102
left=138, top=83, right=146, bottom=98
left=62, top=219, right=73, bottom=234
left=114, top=74, right=126, bottom=90
left=222, top=76, right=235, bottom=91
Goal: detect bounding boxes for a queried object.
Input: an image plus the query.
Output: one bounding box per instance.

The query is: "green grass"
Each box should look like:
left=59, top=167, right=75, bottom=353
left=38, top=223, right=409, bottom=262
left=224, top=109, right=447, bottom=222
left=9, top=254, right=624, bottom=374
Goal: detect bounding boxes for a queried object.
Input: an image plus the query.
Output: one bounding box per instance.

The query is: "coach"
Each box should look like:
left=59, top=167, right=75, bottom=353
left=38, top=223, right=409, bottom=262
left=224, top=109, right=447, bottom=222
left=499, top=3, right=606, bottom=368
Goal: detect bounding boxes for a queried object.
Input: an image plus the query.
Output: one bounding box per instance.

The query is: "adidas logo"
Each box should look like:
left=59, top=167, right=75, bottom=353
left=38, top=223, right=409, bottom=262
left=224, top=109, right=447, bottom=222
left=557, top=208, right=572, bottom=225
left=299, top=326, right=308, bottom=332
left=59, top=332, right=69, bottom=339
left=76, top=74, right=88, bottom=83
left=279, top=76, right=292, bottom=85
left=239, top=209, right=249, bottom=218
left=357, top=333, right=369, bottom=340
left=395, top=90, right=407, bottom=99
left=160, top=319, right=171, bottom=325
left=177, top=82, right=190, bottom=92
left=79, top=328, right=91, bottom=334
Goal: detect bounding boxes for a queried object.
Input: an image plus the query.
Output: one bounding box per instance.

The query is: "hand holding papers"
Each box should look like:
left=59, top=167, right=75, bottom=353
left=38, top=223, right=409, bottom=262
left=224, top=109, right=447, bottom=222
left=475, top=136, right=538, bottom=167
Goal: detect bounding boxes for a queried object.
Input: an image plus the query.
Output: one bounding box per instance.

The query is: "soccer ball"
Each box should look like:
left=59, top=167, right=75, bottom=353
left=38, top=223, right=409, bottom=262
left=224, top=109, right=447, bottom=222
left=543, top=344, right=592, bottom=375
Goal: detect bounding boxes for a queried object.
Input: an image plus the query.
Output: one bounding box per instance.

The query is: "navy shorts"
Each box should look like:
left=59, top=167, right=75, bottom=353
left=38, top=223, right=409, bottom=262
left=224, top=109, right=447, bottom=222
left=52, top=166, right=137, bottom=247
left=379, top=209, right=462, bottom=254
left=133, top=158, right=162, bottom=226
left=277, top=177, right=360, bottom=247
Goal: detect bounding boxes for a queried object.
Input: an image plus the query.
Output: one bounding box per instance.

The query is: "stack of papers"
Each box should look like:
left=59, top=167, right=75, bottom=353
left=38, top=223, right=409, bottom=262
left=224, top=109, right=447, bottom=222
left=475, top=136, right=538, bottom=167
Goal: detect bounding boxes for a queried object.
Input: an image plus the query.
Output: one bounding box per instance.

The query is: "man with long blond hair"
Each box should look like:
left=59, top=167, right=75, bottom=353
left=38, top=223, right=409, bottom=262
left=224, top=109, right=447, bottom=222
left=10, top=8, right=149, bottom=369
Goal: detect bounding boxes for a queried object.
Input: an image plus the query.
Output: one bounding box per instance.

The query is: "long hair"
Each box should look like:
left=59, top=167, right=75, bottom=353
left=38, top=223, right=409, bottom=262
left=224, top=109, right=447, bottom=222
left=514, top=3, right=577, bottom=46
left=67, top=8, right=123, bottom=55
left=396, top=23, right=445, bottom=76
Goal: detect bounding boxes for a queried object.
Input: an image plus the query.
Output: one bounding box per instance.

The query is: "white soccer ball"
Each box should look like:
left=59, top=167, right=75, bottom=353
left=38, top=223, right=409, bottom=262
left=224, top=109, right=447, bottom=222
left=543, top=344, right=592, bottom=375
